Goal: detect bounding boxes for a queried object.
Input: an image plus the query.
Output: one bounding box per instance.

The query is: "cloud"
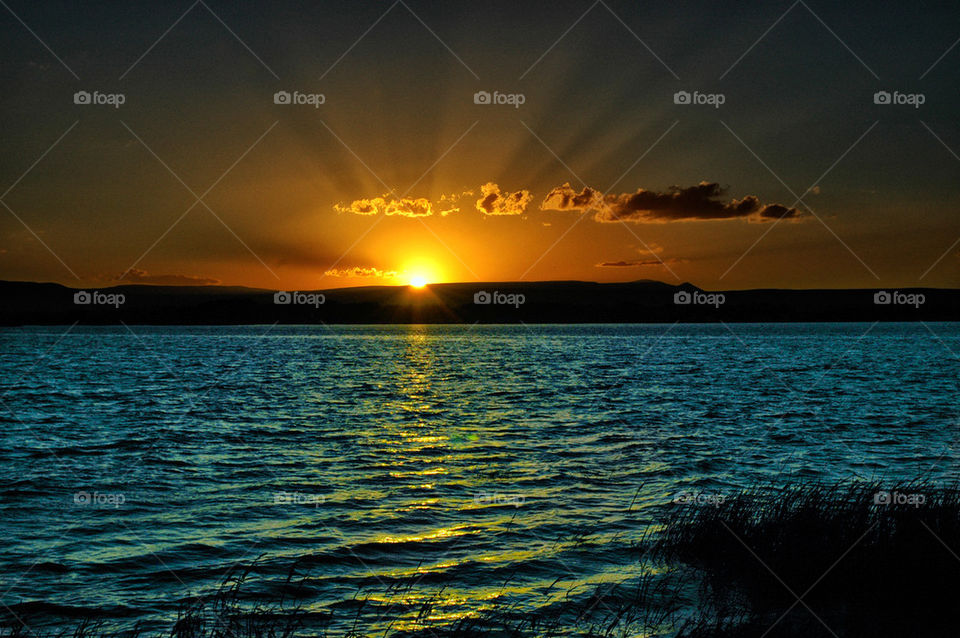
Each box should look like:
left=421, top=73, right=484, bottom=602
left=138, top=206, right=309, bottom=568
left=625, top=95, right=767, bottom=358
left=334, top=186, right=531, bottom=218
left=334, top=197, right=386, bottom=215
left=541, top=184, right=604, bottom=212
left=596, top=260, right=661, bottom=267
left=595, top=258, right=684, bottom=267
left=635, top=242, right=664, bottom=256
left=334, top=191, right=477, bottom=217
left=116, top=269, right=220, bottom=285
left=475, top=182, right=533, bottom=216
left=324, top=266, right=398, bottom=278
left=385, top=198, right=433, bottom=217
left=541, top=182, right=803, bottom=223
left=334, top=196, right=434, bottom=217
left=437, top=191, right=471, bottom=216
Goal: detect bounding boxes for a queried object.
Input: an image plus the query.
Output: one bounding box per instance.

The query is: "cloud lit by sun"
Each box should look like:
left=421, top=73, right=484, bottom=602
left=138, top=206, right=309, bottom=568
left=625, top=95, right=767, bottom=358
left=322, top=259, right=445, bottom=288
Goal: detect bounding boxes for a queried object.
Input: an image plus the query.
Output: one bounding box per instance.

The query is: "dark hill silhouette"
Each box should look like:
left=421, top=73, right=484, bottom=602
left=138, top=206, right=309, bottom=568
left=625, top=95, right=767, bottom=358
left=0, top=279, right=957, bottom=325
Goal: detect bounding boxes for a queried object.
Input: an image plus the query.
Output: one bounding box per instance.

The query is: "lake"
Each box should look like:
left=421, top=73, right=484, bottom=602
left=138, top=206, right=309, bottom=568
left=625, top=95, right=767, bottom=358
left=1, top=323, right=958, bottom=635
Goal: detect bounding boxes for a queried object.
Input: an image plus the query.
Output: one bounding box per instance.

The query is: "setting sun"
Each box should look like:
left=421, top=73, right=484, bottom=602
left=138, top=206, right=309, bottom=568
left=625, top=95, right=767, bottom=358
left=401, top=258, right=444, bottom=288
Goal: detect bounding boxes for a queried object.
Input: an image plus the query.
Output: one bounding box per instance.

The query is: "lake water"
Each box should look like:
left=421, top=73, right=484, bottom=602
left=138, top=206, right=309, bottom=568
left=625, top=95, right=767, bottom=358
left=1, top=323, right=958, bottom=635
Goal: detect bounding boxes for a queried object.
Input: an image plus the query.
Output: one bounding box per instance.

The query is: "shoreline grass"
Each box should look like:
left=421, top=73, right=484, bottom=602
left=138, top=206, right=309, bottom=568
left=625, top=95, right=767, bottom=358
left=656, top=480, right=960, bottom=637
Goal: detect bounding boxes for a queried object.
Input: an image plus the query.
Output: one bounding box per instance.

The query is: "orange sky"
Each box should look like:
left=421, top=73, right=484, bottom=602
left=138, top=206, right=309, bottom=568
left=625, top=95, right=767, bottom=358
left=2, top=1, right=958, bottom=291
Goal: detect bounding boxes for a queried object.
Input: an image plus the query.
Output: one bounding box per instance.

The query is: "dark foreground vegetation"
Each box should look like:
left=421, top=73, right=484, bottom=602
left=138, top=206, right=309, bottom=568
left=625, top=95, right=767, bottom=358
left=659, top=480, right=960, bottom=637
left=5, top=481, right=960, bottom=637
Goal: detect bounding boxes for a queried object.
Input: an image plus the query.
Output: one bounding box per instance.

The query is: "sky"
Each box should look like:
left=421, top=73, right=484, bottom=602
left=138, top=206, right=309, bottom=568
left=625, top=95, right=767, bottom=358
left=1, top=0, right=959, bottom=290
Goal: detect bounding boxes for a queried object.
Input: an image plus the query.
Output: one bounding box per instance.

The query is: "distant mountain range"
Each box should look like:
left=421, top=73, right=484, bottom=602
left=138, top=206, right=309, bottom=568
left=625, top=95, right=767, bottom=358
left=1, top=280, right=957, bottom=325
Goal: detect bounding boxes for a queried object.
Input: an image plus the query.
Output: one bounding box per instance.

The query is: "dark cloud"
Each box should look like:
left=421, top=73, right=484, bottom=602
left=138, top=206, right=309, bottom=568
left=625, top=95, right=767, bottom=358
left=541, top=182, right=803, bottom=223
left=117, top=269, right=220, bottom=286
left=595, top=259, right=683, bottom=267
left=757, top=203, right=803, bottom=220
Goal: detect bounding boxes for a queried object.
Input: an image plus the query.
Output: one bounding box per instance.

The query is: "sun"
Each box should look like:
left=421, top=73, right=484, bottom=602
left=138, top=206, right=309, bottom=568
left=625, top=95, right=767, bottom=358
left=400, top=259, right=443, bottom=288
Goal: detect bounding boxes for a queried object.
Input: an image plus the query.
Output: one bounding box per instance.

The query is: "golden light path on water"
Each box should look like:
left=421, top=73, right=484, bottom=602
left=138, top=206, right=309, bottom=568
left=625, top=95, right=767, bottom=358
left=300, top=327, right=653, bottom=633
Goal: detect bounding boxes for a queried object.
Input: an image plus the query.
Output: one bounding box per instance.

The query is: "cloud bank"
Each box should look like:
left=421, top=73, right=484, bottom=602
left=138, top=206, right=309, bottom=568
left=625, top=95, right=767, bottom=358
left=334, top=181, right=801, bottom=224
left=541, top=181, right=803, bottom=223
left=334, top=197, right=434, bottom=218
left=333, top=191, right=476, bottom=218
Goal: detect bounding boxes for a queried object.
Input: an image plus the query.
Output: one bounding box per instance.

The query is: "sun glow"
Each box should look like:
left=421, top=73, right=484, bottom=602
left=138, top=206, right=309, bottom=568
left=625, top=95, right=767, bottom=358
left=402, top=259, right=443, bottom=288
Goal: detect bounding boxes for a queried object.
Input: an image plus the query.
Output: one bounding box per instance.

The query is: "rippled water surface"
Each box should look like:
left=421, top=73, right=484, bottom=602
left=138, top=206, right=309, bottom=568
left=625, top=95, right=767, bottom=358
left=1, top=323, right=958, bottom=634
